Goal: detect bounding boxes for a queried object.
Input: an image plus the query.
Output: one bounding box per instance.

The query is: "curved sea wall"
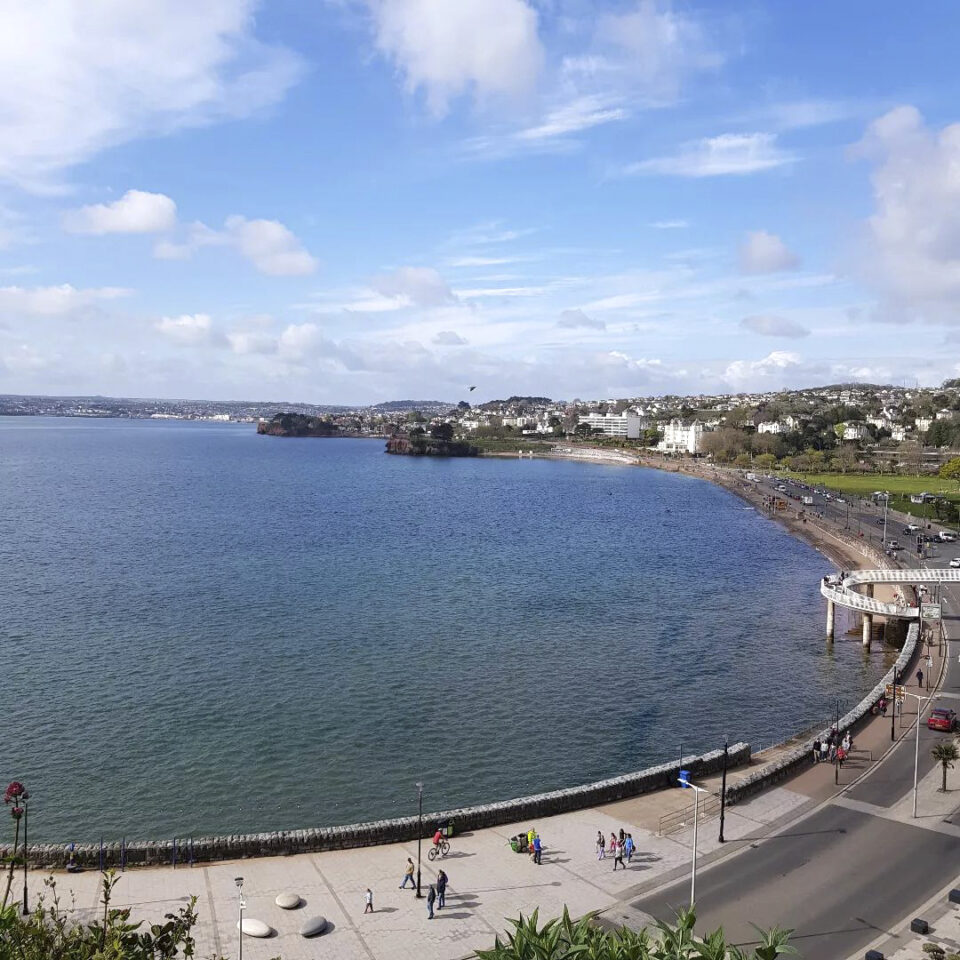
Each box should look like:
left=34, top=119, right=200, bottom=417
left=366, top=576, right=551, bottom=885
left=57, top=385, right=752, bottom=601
left=728, top=620, right=919, bottom=803
left=7, top=743, right=749, bottom=869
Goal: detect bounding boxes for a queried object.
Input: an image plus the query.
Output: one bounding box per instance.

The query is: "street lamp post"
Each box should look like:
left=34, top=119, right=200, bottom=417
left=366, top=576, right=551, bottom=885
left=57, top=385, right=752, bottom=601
left=718, top=740, right=728, bottom=843
left=891, top=667, right=899, bottom=742
left=234, top=877, right=244, bottom=960
left=21, top=792, right=29, bottom=914
left=678, top=775, right=708, bottom=907
left=882, top=492, right=889, bottom=551
left=415, top=782, right=423, bottom=898
left=901, top=691, right=929, bottom=818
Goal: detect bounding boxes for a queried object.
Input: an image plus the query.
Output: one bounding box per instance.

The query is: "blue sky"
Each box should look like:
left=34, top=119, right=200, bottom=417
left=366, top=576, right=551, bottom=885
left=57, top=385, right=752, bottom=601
left=2, top=0, right=960, bottom=404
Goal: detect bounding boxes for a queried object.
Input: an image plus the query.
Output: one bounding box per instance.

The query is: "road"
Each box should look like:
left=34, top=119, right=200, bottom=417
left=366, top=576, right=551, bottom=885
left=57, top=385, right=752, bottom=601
left=630, top=473, right=960, bottom=959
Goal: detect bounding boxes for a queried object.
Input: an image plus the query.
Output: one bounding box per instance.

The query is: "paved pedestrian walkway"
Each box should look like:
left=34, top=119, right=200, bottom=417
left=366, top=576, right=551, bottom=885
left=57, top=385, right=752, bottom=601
left=22, top=672, right=943, bottom=960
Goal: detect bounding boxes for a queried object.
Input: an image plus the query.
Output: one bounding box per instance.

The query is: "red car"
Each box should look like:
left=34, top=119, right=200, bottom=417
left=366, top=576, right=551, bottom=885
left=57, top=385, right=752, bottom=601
left=928, top=708, right=958, bottom=732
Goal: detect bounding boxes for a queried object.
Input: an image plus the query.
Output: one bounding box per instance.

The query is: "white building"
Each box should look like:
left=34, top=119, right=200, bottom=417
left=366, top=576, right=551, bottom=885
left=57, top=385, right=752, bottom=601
left=757, top=420, right=782, bottom=434
left=658, top=419, right=704, bottom=454
left=916, top=417, right=933, bottom=431
left=892, top=425, right=907, bottom=441
left=577, top=411, right=642, bottom=439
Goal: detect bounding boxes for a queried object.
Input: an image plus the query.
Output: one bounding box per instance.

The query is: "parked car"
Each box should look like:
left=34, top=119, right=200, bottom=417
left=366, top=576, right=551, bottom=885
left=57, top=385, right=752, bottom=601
left=950, top=557, right=960, bottom=568
left=928, top=708, right=958, bottom=732
left=904, top=524, right=920, bottom=533
left=939, top=531, right=957, bottom=542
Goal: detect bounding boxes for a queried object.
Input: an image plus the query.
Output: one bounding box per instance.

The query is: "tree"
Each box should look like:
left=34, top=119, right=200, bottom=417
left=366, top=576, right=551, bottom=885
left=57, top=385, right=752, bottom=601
left=574, top=422, right=593, bottom=438
left=940, top=457, right=960, bottom=485
left=429, top=422, right=454, bottom=441
left=755, top=453, right=777, bottom=471
left=476, top=907, right=795, bottom=960
left=932, top=740, right=959, bottom=792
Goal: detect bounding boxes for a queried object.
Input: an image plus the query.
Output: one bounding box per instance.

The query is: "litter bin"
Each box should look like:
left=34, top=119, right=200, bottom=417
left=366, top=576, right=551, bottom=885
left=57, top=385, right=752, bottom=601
left=679, top=769, right=691, bottom=787
left=443, top=820, right=455, bottom=838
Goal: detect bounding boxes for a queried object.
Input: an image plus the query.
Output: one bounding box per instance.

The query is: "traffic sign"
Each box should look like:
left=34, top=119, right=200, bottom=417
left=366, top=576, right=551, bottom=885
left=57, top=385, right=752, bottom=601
left=921, top=603, right=942, bottom=621
left=885, top=683, right=906, bottom=701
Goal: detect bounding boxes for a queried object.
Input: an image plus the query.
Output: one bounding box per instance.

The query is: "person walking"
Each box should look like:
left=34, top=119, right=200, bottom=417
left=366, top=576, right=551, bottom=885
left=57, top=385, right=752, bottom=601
left=613, top=836, right=625, bottom=871
left=596, top=831, right=605, bottom=860
left=436, top=869, right=447, bottom=909
left=842, top=731, right=852, bottom=753
left=426, top=884, right=436, bottom=920
left=819, top=739, right=829, bottom=763
left=916, top=668, right=924, bottom=688
left=624, top=833, right=634, bottom=863
left=609, top=832, right=617, bottom=856
left=364, top=888, right=374, bottom=914
left=532, top=833, right=542, bottom=865
left=813, top=737, right=821, bottom=763
left=400, top=857, right=415, bottom=889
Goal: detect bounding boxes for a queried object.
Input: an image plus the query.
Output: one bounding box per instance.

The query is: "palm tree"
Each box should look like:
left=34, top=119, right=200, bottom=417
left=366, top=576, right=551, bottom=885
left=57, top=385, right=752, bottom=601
left=932, top=740, right=959, bottom=792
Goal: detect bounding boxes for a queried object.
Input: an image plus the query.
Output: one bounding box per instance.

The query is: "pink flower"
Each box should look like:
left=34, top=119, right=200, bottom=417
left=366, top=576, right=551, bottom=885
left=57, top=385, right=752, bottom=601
left=3, top=781, right=25, bottom=804
left=10, top=806, right=24, bottom=820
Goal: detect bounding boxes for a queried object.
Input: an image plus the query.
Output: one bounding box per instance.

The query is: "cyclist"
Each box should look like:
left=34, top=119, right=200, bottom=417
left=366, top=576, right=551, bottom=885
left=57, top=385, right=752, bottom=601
left=432, top=827, right=444, bottom=851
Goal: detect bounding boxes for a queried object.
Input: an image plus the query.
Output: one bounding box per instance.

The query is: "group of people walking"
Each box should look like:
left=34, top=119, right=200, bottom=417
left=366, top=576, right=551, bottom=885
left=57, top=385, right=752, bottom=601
left=397, top=856, right=449, bottom=919
left=596, top=828, right=634, bottom=870
left=813, top=728, right=852, bottom=764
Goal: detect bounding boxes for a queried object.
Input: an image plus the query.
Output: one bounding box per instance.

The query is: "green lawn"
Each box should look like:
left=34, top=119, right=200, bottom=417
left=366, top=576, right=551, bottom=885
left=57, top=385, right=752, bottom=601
left=783, top=472, right=960, bottom=523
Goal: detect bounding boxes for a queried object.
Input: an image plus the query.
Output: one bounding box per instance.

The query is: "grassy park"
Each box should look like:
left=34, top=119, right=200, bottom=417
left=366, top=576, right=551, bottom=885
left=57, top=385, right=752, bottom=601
left=783, top=472, right=960, bottom=524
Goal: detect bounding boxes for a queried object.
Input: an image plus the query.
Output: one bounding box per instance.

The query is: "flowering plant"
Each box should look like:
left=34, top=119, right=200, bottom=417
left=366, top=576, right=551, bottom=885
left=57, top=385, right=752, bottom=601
left=3, top=782, right=26, bottom=804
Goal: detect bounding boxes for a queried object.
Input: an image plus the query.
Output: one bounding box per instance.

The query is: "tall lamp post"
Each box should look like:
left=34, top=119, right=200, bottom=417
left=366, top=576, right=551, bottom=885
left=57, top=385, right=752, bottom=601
left=678, top=774, right=708, bottom=907
left=415, top=782, right=423, bottom=898
left=902, top=691, right=929, bottom=818
left=234, top=877, right=245, bottom=960
left=21, top=790, right=30, bottom=914
left=718, top=740, right=728, bottom=843
left=891, top=666, right=899, bottom=742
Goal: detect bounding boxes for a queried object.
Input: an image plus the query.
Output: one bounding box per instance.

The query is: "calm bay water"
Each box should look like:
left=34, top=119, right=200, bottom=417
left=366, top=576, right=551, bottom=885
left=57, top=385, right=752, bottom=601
left=1, top=417, right=890, bottom=842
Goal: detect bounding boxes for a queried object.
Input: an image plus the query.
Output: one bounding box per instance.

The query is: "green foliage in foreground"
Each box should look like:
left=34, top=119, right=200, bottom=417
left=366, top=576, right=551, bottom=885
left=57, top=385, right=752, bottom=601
left=475, top=907, right=795, bottom=960
left=0, top=870, right=225, bottom=960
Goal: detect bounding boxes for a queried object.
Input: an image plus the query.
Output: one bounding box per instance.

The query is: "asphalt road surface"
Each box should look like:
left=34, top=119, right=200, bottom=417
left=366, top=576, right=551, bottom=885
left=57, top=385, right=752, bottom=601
left=632, top=805, right=960, bottom=959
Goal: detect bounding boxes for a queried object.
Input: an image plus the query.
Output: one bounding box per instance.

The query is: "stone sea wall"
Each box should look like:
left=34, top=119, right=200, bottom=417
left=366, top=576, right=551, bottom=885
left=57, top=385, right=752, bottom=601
left=727, top=621, right=919, bottom=804
left=7, top=743, right=749, bottom=869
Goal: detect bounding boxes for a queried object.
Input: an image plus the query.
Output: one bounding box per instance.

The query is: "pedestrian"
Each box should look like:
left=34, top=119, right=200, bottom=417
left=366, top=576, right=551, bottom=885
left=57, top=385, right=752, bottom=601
left=842, top=731, right=852, bottom=753
left=837, top=746, right=846, bottom=768
left=436, top=869, right=447, bottom=909
left=624, top=833, right=634, bottom=863
left=613, top=837, right=625, bottom=871
left=532, top=833, right=542, bottom=865
left=609, top=832, right=617, bottom=856
left=426, top=884, right=436, bottom=920
left=812, top=738, right=821, bottom=763
left=618, top=827, right=625, bottom=843
left=879, top=696, right=887, bottom=717
left=917, top=668, right=924, bottom=688
left=596, top=831, right=605, bottom=860
left=364, top=888, right=374, bottom=914
left=829, top=740, right=837, bottom=763
left=400, top=857, right=415, bottom=889
left=819, top=739, right=829, bottom=763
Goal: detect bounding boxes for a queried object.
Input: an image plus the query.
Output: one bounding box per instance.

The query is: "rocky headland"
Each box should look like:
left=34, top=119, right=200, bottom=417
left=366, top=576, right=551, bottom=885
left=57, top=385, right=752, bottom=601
left=385, top=435, right=479, bottom=457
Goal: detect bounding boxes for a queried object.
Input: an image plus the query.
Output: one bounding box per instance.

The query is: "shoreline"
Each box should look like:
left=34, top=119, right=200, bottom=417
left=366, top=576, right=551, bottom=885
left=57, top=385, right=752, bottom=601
left=5, top=447, right=906, bottom=867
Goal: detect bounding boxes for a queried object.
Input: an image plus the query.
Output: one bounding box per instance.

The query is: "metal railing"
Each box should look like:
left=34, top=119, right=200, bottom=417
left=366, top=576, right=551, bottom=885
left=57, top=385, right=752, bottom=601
left=658, top=793, right=721, bottom=837
left=820, top=566, right=960, bottom=618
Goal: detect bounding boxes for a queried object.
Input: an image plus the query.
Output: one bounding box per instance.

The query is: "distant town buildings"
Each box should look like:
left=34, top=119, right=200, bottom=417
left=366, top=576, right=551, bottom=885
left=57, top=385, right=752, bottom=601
left=577, top=411, right=642, bottom=439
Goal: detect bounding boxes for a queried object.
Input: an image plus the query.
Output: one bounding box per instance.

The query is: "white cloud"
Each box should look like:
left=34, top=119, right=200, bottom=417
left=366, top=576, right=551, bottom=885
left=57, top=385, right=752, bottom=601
left=851, top=106, right=960, bottom=324
left=63, top=190, right=177, bottom=235
left=432, top=330, right=468, bottom=345
left=0, top=0, right=304, bottom=190
left=156, top=313, right=216, bottom=346
left=154, top=216, right=316, bottom=276
left=626, top=133, right=794, bottom=177
left=0, top=283, right=130, bottom=317
left=224, top=216, right=318, bottom=277
left=724, top=350, right=803, bottom=383
left=557, top=308, right=605, bottom=330
left=596, top=0, right=724, bottom=102
left=366, top=0, right=544, bottom=116
left=373, top=266, right=456, bottom=307
left=515, top=95, right=627, bottom=142
left=739, top=230, right=799, bottom=273
left=740, top=314, right=809, bottom=338
left=650, top=219, right=688, bottom=229
left=227, top=330, right=277, bottom=355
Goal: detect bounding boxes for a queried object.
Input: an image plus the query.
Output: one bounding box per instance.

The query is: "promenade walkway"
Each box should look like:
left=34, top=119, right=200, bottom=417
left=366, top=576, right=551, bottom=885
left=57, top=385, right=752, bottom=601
left=21, top=663, right=949, bottom=960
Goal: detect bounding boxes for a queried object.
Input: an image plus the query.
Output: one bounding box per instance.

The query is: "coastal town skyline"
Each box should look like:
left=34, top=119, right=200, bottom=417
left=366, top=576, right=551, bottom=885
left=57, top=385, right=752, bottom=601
left=3, top=1, right=960, bottom=403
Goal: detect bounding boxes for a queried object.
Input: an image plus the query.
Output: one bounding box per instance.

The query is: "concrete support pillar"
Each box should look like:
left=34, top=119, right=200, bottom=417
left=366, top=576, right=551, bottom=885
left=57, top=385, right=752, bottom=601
left=862, top=613, right=872, bottom=647
left=826, top=599, right=835, bottom=640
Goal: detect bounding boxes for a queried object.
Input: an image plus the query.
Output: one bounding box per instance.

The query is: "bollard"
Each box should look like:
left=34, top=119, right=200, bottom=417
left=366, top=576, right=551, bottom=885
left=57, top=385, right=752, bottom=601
left=172, top=838, right=177, bottom=869
left=99, top=837, right=104, bottom=873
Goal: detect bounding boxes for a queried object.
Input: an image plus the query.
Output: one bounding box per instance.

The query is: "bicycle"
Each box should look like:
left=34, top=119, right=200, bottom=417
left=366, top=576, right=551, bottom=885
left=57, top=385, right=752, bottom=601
left=427, top=840, right=450, bottom=861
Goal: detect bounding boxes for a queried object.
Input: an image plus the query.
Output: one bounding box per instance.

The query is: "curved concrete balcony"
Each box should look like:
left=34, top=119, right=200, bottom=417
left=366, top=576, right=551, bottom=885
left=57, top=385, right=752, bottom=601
left=820, top=567, right=960, bottom=619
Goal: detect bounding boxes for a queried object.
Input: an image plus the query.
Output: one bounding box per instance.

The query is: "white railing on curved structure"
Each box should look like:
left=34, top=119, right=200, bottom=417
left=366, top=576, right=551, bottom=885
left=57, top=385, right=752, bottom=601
left=820, top=567, right=960, bottom=618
